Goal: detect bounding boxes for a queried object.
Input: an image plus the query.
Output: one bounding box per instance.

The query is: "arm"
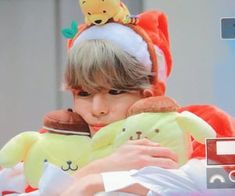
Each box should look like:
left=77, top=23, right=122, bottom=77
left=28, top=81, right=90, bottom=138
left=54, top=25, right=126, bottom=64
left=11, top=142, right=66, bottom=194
left=61, top=139, right=178, bottom=195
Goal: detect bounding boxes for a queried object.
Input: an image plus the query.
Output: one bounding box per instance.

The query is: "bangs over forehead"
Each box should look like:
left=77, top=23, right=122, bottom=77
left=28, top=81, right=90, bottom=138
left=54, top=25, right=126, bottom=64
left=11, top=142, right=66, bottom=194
left=64, top=40, right=152, bottom=92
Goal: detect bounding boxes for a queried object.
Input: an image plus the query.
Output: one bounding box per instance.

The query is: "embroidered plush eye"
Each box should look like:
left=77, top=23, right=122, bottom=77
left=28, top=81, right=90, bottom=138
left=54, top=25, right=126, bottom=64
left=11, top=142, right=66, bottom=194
left=155, top=129, right=160, bottom=133
left=103, top=10, right=106, bottom=13
left=122, top=128, right=126, bottom=132
left=44, top=159, right=48, bottom=162
left=88, top=12, right=91, bottom=15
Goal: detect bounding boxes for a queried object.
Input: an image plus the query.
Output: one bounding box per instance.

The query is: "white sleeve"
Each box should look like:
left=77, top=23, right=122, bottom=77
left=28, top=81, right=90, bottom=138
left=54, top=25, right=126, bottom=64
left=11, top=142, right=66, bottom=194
left=100, top=171, right=138, bottom=196
left=131, top=159, right=235, bottom=196
left=101, top=159, right=235, bottom=196
left=37, top=162, right=74, bottom=196
left=0, top=163, right=26, bottom=194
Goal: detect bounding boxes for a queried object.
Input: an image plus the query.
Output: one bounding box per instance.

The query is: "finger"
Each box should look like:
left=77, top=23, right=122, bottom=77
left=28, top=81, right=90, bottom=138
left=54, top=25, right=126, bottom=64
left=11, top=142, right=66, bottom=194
left=145, top=146, right=178, bottom=162
left=127, top=138, right=160, bottom=147
left=149, top=157, right=178, bottom=169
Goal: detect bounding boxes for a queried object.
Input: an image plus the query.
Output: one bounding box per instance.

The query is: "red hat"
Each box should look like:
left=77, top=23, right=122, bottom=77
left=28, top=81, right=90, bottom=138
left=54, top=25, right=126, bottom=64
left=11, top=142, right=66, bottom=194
left=65, top=11, right=172, bottom=95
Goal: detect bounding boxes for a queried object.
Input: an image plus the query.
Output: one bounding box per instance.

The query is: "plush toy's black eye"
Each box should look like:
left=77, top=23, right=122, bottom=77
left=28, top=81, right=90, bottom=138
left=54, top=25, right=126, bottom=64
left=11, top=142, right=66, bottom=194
left=88, top=12, right=91, bottom=15
left=44, top=159, right=48, bottom=162
left=103, top=10, right=106, bottom=13
left=122, top=128, right=126, bottom=132
left=155, top=129, right=160, bottom=133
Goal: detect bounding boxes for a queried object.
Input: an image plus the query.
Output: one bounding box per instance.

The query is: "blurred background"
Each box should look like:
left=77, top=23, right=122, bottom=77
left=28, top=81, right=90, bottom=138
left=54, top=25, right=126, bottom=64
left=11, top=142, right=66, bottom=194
left=0, top=0, right=235, bottom=147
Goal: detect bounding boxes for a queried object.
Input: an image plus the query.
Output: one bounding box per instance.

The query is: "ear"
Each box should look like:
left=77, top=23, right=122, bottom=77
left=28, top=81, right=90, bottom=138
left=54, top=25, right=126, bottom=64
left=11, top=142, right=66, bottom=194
left=142, top=89, right=154, bottom=98
left=176, top=111, right=216, bottom=144
left=0, top=131, right=40, bottom=168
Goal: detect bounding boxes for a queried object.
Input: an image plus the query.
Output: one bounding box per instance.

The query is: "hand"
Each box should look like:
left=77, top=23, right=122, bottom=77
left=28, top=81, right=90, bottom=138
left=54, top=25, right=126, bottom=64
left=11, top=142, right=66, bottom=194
left=60, top=174, right=104, bottom=196
left=60, top=174, right=149, bottom=196
left=103, top=138, right=178, bottom=171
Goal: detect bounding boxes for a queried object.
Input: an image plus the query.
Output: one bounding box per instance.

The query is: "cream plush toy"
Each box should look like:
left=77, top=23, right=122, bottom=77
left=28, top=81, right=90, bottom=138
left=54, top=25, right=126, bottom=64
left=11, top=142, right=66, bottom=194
left=79, top=0, right=130, bottom=25
left=0, top=109, right=91, bottom=188
left=92, top=96, right=216, bottom=165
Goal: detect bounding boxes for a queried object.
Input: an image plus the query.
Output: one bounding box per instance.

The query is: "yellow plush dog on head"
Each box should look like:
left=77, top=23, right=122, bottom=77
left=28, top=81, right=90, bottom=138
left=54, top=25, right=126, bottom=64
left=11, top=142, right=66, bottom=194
left=79, top=0, right=130, bottom=25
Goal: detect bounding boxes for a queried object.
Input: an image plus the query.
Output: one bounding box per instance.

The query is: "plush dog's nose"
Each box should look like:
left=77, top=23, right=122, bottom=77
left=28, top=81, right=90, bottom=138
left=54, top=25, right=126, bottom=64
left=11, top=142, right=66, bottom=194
left=136, top=131, right=142, bottom=139
left=95, top=20, right=102, bottom=24
left=67, top=160, right=72, bottom=165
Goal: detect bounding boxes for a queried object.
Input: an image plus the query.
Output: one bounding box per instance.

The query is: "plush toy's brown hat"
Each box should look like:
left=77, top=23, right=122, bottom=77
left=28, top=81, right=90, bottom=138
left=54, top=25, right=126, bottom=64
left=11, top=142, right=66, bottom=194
left=43, top=108, right=90, bottom=136
left=127, top=96, right=180, bottom=117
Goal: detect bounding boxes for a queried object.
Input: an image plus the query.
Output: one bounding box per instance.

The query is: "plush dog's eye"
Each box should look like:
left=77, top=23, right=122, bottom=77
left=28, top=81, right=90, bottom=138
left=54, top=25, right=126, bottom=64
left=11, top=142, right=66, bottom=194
left=122, top=128, right=126, bottom=132
left=88, top=12, right=91, bottom=15
left=44, top=159, right=48, bottom=162
left=155, top=129, right=160, bottom=133
left=103, top=10, right=106, bottom=13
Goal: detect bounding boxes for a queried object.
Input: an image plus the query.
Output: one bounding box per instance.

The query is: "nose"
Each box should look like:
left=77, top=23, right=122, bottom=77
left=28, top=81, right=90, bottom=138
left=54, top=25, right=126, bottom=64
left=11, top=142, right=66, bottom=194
left=95, top=20, right=102, bottom=24
left=92, top=93, right=109, bottom=117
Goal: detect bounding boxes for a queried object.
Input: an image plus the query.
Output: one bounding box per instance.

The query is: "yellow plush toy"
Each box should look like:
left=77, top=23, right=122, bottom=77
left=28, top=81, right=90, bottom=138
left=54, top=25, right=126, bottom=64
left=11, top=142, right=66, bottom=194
left=0, top=109, right=91, bottom=188
left=92, top=96, right=216, bottom=166
left=79, top=0, right=130, bottom=25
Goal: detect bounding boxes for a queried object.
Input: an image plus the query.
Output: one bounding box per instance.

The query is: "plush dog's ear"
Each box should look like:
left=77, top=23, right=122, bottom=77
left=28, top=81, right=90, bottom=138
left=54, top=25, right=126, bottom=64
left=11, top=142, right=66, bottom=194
left=176, top=111, right=216, bottom=144
left=0, top=131, right=40, bottom=168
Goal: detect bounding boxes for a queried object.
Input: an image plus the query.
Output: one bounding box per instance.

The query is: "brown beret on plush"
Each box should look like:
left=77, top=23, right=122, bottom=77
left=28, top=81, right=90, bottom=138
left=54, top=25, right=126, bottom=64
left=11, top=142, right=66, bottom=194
left=43, top=108, right=90, bottom=136
left=127, top=96, right=180, bottom=117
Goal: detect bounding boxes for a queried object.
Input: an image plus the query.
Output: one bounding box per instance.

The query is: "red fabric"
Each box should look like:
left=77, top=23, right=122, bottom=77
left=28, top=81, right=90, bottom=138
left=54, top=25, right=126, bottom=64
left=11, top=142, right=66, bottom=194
left=2, top=186, right=38, bottom=195
left=138, top=11, right=172, bottom=77
left=2, top=191, right=18, bottom=195
left=39, top=128, right=48, bottom=134
left=179, top=105, right=235, bottom=158
left=25, top=185, right=38, bottom=193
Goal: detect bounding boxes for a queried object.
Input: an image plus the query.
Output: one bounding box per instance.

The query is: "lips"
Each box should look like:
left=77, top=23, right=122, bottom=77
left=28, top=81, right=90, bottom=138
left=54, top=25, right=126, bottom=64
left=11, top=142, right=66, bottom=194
left=90, top=124, right=106, bottom=132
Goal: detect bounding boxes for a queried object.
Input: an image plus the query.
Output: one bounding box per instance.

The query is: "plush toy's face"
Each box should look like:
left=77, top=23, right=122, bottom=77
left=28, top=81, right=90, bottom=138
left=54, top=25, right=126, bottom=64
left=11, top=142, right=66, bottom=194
left=92, top=112, right=191, bottom=165
left=121, top=113, right=174, bottom=138
left=0, top=132, right=91, bottom=188
left=114, top=112, right=187, bottom=151
left=92, top=111, right=216, bottom=166
left=80, top=0, right=120, bottom=25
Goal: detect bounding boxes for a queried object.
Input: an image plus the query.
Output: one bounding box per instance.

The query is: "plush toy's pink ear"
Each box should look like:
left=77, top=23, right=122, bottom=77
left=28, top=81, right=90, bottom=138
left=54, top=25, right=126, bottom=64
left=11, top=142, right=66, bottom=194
left=0, top=132, right=40, bottom=168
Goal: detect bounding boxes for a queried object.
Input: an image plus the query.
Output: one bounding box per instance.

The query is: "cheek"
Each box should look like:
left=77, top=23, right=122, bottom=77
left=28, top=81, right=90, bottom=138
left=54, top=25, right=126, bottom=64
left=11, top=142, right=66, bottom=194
left=111, top=96, right=142, bottom=118
left=73, top=99, right=89, bottom=118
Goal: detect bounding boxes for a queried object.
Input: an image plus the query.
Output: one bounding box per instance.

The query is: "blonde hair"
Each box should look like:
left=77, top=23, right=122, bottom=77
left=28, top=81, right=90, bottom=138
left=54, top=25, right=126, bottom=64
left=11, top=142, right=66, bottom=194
left=64, top=39, right=152, bottom=92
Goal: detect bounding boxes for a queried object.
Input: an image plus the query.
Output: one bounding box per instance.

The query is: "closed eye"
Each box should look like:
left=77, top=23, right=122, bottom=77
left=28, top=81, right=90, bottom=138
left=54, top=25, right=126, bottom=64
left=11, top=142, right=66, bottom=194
left=77, top=90, right=91, bottom=97
left=108, top=89, right=127, bottom=95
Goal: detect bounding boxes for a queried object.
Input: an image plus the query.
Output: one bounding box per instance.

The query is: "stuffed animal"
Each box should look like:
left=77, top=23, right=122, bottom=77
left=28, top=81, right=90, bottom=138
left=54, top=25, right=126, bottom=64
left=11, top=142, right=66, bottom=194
left=92, top=96, right=216, bottom=165
left=79, top=0, right=130, bottom=25
left=0, top=108, right=91, bottom=188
